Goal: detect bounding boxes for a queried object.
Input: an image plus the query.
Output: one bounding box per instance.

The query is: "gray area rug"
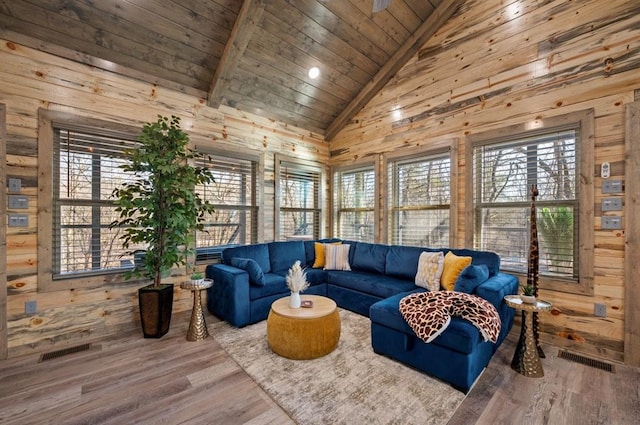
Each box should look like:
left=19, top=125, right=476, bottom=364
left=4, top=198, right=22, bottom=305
left=212, top=309, right=465, bottom=425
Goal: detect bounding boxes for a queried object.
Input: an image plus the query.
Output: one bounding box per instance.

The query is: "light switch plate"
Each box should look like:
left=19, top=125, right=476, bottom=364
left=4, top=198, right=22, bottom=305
left=601, top=197, right=622, bottom=211
left=602, top=179, right=623, bottom=193
left=602, top=216, right=622, bottom=230
left=8, top=178, right=21, bottom=193
left=8, top=195, right=29, bottom=209
left=8, top=214, right=29, bottom=227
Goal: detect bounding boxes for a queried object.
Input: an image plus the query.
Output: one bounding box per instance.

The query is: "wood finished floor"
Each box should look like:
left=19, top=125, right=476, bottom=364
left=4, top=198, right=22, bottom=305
left=1, top=313, right=639, bottom=425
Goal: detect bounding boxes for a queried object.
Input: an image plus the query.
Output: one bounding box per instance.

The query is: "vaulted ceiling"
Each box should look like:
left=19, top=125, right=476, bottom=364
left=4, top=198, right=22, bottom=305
left=0, top=0, right=463, bottom=139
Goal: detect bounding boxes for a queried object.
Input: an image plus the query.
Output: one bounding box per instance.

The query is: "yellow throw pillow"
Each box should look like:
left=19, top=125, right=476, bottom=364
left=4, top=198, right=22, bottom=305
left=312, top=242, right=342, bottom=268
left=441, top=251, right=472, bottom=291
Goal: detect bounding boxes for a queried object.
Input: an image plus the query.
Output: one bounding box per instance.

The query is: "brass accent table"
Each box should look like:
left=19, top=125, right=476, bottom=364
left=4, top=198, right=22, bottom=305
left=504, top=295, right=552, bottom=377
left=267, top=295, right=341, bottom=360
left=180, top=279, right=213, bottom=341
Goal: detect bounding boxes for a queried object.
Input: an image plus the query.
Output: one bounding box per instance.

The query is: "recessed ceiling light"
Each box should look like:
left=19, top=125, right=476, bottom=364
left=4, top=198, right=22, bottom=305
left=308, top=67, right=320, bottom=79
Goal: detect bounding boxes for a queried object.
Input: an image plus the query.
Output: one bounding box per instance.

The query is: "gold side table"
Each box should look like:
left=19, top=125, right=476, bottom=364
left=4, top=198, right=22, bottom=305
left=504, top=295, right=552, bottom=377
left=180, top=279, right=213, bottom=341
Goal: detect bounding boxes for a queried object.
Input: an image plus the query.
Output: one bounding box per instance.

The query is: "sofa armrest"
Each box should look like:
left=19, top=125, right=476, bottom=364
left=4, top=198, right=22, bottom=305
left=206, top=263, right=251, bottom=327
left=475, top=272, right=519, bottom=345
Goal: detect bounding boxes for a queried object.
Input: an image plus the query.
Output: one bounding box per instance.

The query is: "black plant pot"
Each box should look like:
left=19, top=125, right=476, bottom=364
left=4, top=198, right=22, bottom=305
left=138, top=283, right=174, bottom=338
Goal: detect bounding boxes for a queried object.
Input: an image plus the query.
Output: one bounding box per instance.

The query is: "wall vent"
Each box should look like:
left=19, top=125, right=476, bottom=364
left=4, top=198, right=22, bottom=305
left=39, top=343, right=94, bottom=362
left=558, top=350, right=615, bottom=373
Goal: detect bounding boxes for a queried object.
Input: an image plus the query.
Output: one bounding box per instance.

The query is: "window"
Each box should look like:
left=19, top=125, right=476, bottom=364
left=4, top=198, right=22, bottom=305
left=38, top=110, right=143, bottom=290
left=194, top=150, right=260, bottom=259
left=333, top=163, right=376, bottom=242
left=467, top=110, right=594, bottom=294
left=275, top=155, right=322, bottom=241
left=388, top=150, right=451, bottom=247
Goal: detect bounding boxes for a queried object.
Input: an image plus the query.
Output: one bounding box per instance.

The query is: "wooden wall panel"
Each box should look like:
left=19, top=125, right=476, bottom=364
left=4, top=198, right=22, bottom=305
left=330, top=0, right=639, bottom=363
left=1, top=104, right=7, bottom=359
left=0, top=39, right=328, bottom=357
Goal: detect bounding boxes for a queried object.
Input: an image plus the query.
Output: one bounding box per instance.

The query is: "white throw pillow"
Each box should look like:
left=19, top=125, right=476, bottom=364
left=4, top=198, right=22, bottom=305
left=415, top=251, right=444, bottom=291
left=324, top=244, right=351, bottom=271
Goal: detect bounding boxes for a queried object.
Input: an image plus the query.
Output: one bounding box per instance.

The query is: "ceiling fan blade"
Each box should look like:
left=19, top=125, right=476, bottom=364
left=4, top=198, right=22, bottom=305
left=372, top=0, right=392, bottom=13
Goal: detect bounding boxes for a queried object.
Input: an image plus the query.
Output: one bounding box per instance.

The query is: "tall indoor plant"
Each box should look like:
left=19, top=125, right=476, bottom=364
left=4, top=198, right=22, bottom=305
left=111, top=115, right=215, bottom=338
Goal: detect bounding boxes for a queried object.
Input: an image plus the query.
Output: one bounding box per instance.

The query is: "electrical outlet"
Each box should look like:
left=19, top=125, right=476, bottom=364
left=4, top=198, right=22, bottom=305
left=25, top=300, right=37, bottom=315
left=594, top=303, right=607, bottom=318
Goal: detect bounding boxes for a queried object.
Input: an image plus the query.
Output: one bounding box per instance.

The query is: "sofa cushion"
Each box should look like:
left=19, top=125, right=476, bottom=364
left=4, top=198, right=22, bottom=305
left=230, top=257, right=265, bottom=287
left=351, top=242, right=388, bottom=274
left=385, top=245, right=441, bottom=280
left=450, top=248, right=500, bottom=277
left=268, top=241, right=306, bottom=273
left=369, top=292, right=482, bottom=354
left=304, top=268, right=329, bottom=285
left=249, top=273, right=287, bottom=300
left=414, top=251, right=444, bottom=291
left=441, top=251, right=472, bottom=291
left=222, top=243, right=271, bottom=274
left=454, top=264, right=490, bottom=294
left=326, top=270, right=415, bottom=299
left=324, top=244, right=352, bottom=271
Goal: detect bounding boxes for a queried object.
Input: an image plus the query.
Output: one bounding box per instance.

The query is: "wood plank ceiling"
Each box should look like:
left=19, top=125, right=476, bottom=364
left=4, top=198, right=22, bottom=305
left=0, top=0, right=462, bottom=139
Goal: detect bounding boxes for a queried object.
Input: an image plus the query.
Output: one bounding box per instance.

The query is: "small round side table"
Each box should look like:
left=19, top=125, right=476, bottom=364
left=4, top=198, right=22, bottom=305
left=180, top=279, right=213, bottom=341
left=504, top=294, right=552, bottom=377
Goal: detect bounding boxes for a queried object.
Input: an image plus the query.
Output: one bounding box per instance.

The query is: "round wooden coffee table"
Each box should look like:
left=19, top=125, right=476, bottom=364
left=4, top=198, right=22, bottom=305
left=267, top=295, right=341, bottom=360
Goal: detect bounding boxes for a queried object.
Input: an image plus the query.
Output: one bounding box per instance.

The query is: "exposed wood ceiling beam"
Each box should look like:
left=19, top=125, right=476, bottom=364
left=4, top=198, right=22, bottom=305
left=208, top=0, right=266, bottom=108
left=324, top=0, right=465, bottom=141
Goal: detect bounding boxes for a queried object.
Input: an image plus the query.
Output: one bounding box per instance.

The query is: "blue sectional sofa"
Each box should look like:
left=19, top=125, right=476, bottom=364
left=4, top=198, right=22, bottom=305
left=205, top=240, right=519, bottom=392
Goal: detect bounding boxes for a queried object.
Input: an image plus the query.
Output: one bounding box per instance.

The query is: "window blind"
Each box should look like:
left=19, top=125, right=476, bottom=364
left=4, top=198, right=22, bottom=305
left=53, top=128, right=141, bottom=277
left=194, top=153, right=258, bottom=260
left=473, top=129, right=577, bottom=278
left=277, top=159, right=322, bottom=241
left=388, top=153, right=450, bottom=247
left=334, top=165, right=375, bottom=242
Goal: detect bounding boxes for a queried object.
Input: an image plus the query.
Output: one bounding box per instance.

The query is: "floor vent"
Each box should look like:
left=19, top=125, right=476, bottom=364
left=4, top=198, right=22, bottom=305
left=39, top=343, right=93, bottom=362
left=558, top=350, right=615, bottom=373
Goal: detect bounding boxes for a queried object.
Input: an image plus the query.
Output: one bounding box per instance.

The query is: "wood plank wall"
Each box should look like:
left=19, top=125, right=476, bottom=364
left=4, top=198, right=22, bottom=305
left=330, top=0, right=640, bottom=363
left=0, top=39, right=328, bottom=357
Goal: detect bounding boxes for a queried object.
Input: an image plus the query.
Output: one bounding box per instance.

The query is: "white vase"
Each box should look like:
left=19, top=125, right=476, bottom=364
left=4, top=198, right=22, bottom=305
left=521, top=295, right=536, bottom=304
left=289, top=291, right=301, bottom=308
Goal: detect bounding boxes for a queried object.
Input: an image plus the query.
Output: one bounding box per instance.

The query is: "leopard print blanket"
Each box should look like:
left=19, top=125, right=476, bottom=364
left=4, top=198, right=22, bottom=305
left=399, top=291, right=501, bottom=344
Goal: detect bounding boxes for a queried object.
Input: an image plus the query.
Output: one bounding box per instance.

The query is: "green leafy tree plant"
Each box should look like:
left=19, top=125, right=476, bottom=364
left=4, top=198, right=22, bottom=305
left=111, top=115, right=215, bottom=288
left=538, top=207, right=574, bottom=274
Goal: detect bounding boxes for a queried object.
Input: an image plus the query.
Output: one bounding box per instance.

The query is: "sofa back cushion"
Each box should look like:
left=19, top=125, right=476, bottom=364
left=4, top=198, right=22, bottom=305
left=304, top=238, right=342, bottom=267
left=449, top=248, right=500, bottom=277
left=385, top=245, right=441, bottom=280
left=268, top=241, right=306, bottom=273
left=351, top=242, right=388, bottom=274
left=222, top=243, right=271, bottom=274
